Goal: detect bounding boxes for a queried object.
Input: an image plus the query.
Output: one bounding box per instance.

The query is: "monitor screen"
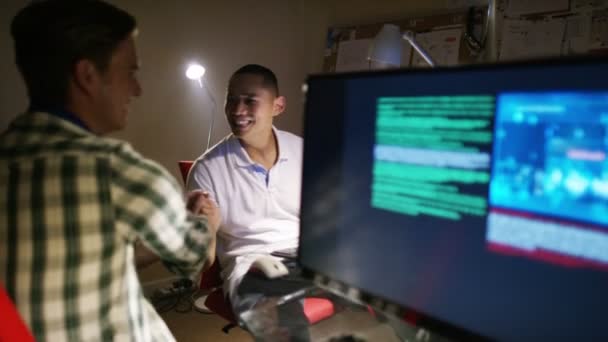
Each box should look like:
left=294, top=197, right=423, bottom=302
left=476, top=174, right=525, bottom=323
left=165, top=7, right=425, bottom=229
left=298, top=58, right=608, bottom=341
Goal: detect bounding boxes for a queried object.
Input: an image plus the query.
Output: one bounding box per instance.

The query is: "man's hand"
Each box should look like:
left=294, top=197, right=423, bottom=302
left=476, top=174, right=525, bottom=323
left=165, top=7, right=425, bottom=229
left=186, top=190, right=220, bottom=271
left=186, top=190, right=221, bottom=235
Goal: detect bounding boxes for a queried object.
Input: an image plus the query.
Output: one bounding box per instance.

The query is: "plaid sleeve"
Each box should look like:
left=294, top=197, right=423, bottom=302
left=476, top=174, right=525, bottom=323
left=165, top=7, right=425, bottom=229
left=110, top=143, right=211, bottom=276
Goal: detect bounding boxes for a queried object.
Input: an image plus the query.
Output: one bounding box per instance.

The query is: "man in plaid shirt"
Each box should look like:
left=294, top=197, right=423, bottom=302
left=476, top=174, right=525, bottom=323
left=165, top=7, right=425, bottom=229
left=0, top=1, right=219, bottom=341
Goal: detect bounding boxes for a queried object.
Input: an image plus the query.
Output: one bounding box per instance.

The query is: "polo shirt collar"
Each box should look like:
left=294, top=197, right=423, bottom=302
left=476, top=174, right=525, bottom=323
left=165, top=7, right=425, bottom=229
left=232, top=126, right=289, bottom=168
left=29, top=105, right=91, bottom=132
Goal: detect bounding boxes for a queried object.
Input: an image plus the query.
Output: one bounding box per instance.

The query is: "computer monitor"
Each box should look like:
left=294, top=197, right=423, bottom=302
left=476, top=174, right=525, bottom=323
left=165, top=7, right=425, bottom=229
left=298, top=58, right=608, bottom=341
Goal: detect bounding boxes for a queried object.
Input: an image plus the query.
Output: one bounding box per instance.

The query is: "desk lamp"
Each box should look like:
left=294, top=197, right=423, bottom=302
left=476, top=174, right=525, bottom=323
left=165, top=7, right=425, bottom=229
left=185, top=63, right=217, bottom=152
left=367, top=24, right=436, bottom=68
left=185, top=63, right=217, bottom=314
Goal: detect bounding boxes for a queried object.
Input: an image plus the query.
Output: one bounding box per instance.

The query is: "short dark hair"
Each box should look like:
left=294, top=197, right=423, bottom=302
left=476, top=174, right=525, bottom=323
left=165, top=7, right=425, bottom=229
left=230, top=64, right=280, bottom=96
left=11, top=0, right=137, bottom=108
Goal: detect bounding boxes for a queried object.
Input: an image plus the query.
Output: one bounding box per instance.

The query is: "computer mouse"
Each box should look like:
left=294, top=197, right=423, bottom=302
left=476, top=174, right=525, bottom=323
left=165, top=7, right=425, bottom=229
left=251, top=255, right=289, bottom=279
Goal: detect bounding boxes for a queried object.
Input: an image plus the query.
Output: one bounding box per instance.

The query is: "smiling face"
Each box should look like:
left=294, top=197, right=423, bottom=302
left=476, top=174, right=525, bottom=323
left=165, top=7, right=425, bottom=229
left=224, top=73, right=285, bottom=144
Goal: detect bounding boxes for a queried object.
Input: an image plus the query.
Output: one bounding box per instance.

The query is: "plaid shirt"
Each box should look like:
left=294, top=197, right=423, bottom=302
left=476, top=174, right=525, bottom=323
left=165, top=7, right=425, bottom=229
left=0, top=112, right=212, bottom=341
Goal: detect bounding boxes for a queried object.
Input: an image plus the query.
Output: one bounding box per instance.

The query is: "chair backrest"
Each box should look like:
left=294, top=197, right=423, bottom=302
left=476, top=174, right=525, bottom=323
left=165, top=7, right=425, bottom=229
left=178, top=160, right=194, bottom=185
left=0, top=285, right=35, bottom=341
left=199, top=260, right=223, bottom=290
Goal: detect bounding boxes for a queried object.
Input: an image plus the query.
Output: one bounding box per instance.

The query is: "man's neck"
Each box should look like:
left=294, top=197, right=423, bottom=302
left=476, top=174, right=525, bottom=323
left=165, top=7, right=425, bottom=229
left=240, top=130, right=278, bottom=171
left=29, top=104, right=90, bottom=132
left=66, top=98, right=104, bottom=135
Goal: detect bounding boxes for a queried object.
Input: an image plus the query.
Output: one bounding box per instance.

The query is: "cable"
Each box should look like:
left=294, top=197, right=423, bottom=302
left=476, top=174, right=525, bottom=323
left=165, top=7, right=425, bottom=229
left=464, top=2, right=493, bottom=54
left=150, top=279, right=196, bottom=314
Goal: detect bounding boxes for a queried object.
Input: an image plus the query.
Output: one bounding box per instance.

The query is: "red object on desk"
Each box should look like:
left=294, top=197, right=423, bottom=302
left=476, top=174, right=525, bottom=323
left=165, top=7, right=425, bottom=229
left=303, top=297, right=335, bottom=324
left=0, top=285, right=35, bottom=342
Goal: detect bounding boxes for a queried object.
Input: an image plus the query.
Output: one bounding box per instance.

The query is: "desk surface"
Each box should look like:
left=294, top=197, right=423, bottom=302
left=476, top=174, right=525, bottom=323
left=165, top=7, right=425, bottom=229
left=237, top=285, right=450, bottom=342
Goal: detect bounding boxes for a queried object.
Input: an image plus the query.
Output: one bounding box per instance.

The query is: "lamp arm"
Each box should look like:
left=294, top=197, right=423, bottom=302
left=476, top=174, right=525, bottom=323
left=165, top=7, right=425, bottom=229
left=198, top=77, right=217, bottom=152
left=402, top=31, right=436, bottom=67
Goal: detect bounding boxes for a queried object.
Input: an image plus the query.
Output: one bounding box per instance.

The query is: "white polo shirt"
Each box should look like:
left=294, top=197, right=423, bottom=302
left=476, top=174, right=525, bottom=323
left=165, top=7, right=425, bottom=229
left=186, top=127, right=302, bottom=298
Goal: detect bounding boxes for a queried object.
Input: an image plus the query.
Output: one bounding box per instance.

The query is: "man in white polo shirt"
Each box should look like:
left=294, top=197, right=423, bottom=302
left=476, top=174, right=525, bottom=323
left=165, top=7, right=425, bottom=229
left=186, top=64, right=303, bottom=312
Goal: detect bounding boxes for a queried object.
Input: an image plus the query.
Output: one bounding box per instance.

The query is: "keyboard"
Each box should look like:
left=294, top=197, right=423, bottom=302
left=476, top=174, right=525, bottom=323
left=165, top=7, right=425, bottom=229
left=271, top=247, right=298, bottom=260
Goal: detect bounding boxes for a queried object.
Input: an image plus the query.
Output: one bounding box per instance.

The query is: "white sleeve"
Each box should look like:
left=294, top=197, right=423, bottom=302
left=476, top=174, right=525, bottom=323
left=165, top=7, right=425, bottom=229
left=185, top=160, right=219, bottom=206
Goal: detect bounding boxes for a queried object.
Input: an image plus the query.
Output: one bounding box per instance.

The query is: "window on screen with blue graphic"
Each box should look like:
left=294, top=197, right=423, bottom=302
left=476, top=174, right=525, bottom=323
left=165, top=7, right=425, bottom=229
left=487, top=92, right=608, bottom=269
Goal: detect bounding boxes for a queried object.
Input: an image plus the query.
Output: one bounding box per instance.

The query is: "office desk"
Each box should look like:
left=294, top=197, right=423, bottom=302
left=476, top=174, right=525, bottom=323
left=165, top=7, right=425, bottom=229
left=237, top=285, right=450, bottom=342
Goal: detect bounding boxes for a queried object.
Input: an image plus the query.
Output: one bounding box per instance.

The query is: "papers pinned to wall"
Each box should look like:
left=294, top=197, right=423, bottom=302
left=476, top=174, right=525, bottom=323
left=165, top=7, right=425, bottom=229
left=573, top=0, right=608, bottom=11
left=411, top=28, right=463, bottom=67
left=499, top=19, right=566, bottom=60
left=563, top=13, right=592, bottom=54
left=590, top=8, right=608, bottom=50
left=497, top=0, right=608, bottom=60
left=506, top=0, right=569, bottom=16
left=335, top=39, right=373, bottom=72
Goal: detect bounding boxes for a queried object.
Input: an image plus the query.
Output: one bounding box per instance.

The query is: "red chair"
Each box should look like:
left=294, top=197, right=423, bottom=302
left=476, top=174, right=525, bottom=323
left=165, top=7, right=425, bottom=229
left=0, top=285, right=35, bottom=341
left=178, top=161, right=335, bottom=333
left=177, top=160, right=194, bottom=187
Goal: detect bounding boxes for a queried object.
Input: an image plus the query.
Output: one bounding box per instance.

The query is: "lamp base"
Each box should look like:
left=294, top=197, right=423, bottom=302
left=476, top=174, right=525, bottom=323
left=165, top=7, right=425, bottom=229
left=193, top=294, right=213, bottom=314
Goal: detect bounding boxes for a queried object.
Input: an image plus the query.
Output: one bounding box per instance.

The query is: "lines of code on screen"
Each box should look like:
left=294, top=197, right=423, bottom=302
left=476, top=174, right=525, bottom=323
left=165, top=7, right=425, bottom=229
left=371, top=96, right=495, bottom=220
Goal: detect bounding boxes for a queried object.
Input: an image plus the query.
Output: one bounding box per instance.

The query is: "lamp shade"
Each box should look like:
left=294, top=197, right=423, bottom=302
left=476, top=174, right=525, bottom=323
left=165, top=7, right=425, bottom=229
left=368, top=24, right=402, bottom=67
left=185, top=63, right=206, bottom=80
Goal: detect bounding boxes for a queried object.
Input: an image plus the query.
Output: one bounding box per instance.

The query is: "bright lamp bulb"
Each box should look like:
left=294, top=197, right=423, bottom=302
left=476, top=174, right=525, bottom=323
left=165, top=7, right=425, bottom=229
left=186, top=64, right=206, bottom=80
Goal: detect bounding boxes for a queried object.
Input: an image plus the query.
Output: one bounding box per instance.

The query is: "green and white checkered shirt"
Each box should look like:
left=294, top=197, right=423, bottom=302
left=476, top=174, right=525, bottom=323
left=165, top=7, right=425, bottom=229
left=0, top=111, right=212, bottom=341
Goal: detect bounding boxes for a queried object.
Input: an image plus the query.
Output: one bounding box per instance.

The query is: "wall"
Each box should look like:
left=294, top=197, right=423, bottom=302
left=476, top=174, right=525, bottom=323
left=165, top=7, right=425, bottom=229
left=1, top=0, right=330, bottom=180
left=0, top=0, right=452, bottom=180
left=0, top=2, right=28, bottom=132
left=330, top=0, right=451, bottom=26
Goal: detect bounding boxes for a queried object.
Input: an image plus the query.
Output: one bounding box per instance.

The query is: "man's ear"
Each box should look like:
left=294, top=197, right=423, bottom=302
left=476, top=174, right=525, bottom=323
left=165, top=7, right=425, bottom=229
left=72, top=59, right=101, bottom=96
left=273, top=95, right=286, bottom=117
